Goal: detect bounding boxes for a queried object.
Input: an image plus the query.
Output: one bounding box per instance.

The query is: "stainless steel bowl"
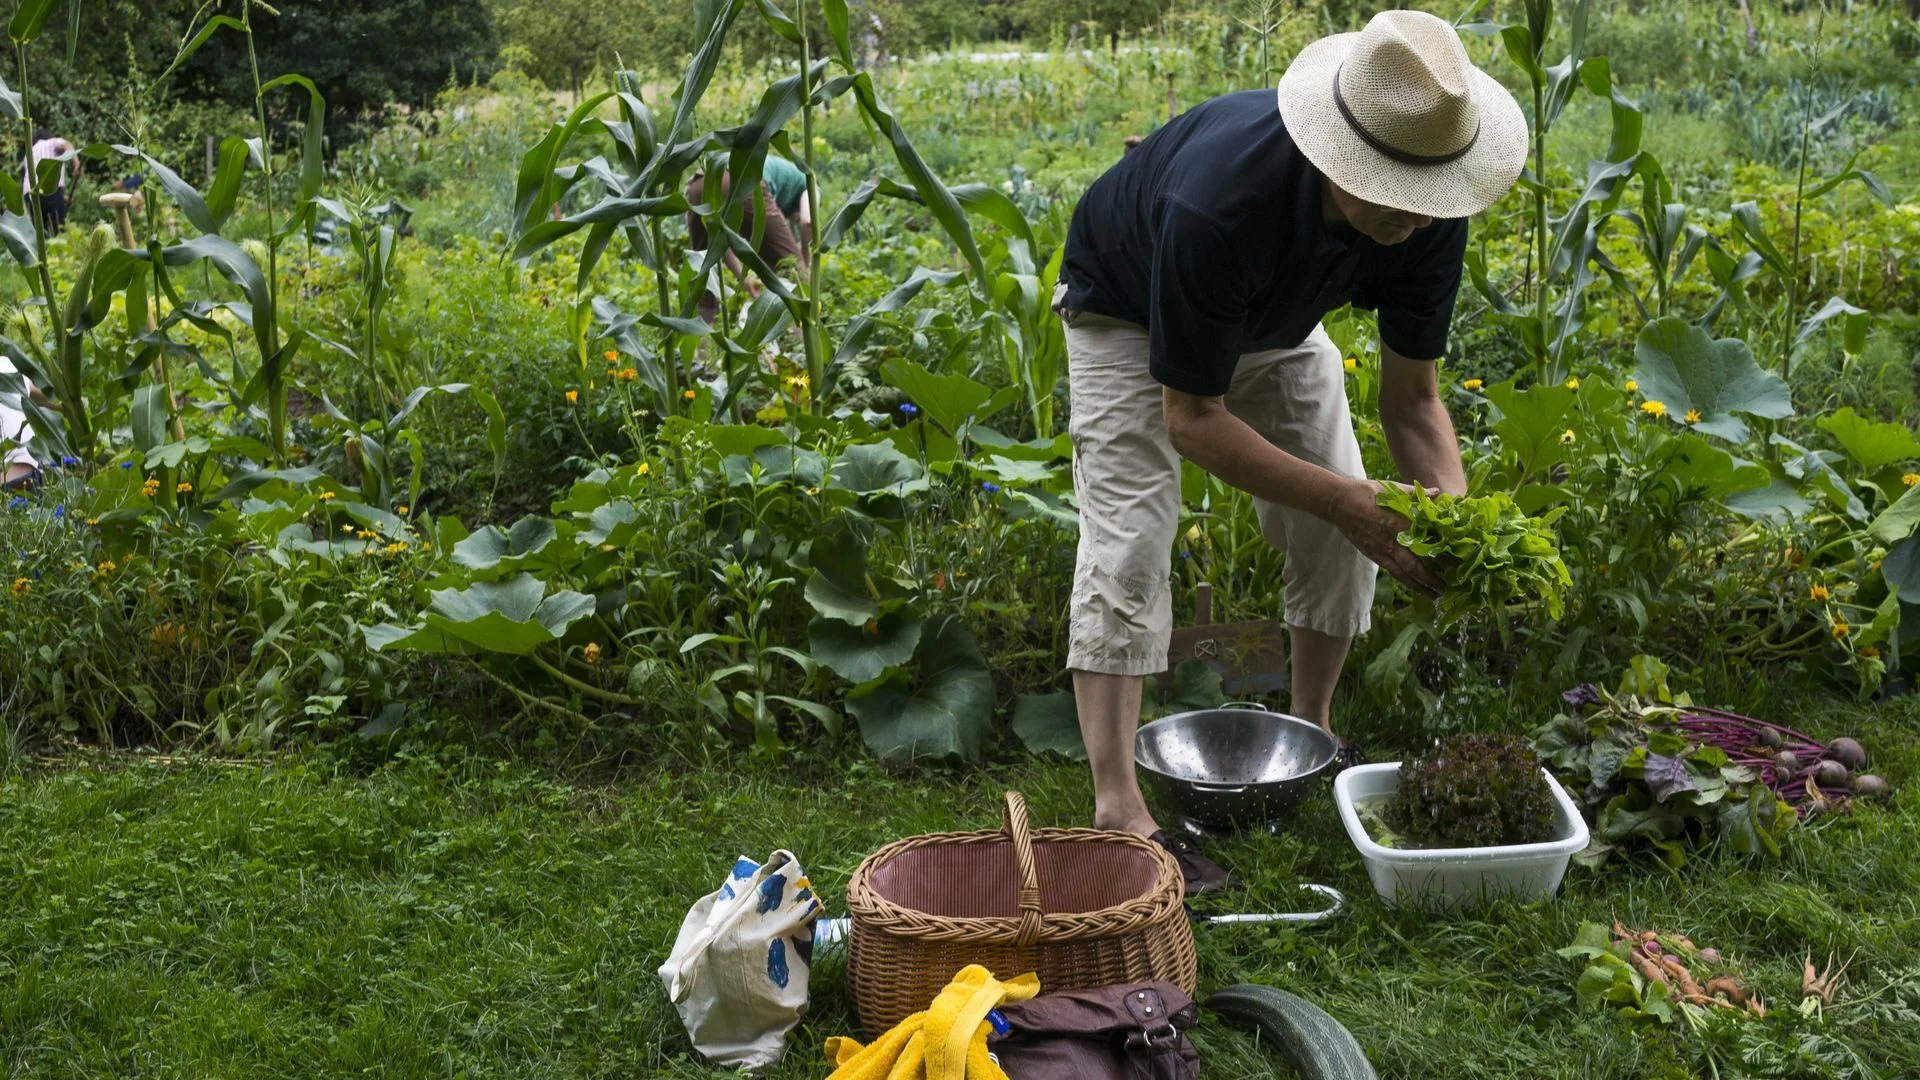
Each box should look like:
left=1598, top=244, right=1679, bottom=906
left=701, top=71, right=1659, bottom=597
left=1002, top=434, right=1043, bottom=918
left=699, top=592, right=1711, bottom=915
left=1135, top=706, right=1337, bottom=832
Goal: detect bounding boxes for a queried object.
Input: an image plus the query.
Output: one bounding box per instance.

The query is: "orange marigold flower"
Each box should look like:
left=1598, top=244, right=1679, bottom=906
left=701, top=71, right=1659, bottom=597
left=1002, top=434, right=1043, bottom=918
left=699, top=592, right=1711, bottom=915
left=1831, top=619, right=1851, bottom=639
left=1461, top=378, right=1483, bottom=391
left=603, top=349, right=619, bottom=362
left=683, top=389, right=698, bottom=401
left=9, top=577, right=27, bottom=597
left=564, top=389, right=579, bottom=404
left=1808, top=584, right=1830, bottom=602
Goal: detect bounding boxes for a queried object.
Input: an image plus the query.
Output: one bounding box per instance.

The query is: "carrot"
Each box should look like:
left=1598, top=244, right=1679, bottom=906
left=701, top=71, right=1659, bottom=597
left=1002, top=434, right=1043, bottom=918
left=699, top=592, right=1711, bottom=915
left=1633, top=954, right=1670, bottom=987
left=1661, top=956, right=1705, bottom=998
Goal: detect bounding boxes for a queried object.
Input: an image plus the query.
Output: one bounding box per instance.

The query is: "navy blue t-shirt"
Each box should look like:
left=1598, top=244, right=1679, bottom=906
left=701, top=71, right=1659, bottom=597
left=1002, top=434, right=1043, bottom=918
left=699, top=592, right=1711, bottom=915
left=1059, top=90, right=1469, bottom=397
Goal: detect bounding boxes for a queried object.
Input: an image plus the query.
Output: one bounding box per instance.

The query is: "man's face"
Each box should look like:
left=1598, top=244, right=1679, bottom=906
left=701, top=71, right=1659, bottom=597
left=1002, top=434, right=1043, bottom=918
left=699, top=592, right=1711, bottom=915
left=1326, top=181, right=1435, bottom=246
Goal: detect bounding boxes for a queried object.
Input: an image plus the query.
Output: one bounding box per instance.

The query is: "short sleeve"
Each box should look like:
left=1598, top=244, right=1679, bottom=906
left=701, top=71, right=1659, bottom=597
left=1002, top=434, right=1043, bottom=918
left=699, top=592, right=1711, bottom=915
left=1368, top=218, right=1468, bottom=361
left=1148, top=199, right=1248, bottom=396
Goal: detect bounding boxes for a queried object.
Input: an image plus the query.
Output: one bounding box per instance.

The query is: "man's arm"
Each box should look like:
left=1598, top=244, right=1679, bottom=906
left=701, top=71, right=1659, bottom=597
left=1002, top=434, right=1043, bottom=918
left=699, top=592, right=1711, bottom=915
left=1377, top=344, right=1467, bottom=496
left=1163, top=388, right=1445, bottom=598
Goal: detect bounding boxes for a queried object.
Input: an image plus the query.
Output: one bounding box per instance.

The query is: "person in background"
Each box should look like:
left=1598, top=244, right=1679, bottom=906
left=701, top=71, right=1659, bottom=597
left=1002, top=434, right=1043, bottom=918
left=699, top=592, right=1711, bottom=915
left=22, top=128, right=82, bottom=233
left=0, top=356, right=47, bottom=491
left=683, top=155, right=813, bottom=324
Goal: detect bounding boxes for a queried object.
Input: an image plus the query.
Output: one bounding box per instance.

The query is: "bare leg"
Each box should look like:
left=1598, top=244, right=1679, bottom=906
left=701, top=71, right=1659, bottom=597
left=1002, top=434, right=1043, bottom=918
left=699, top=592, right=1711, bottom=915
left=1072, top=669, right=1156, bottom=835
left=4, top=463, right=34, bottom=485
left=1287, top=625, right=1354, bottom=733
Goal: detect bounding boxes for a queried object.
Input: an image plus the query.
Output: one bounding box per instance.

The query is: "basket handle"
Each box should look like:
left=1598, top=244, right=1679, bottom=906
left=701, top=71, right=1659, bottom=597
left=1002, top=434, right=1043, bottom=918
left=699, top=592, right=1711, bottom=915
left=1001, top=791, right=1044, bottom=947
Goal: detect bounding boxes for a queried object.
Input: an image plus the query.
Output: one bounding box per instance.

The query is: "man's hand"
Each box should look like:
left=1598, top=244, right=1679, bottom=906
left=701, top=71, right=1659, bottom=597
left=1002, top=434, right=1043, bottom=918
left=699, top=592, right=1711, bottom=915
left=1331, top=479, right=1446, bottom=600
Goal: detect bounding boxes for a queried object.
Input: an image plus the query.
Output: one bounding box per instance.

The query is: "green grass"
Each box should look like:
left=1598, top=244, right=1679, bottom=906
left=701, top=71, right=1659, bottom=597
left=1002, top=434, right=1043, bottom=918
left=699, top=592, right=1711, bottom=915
left=3, top=691, right=1918, bottom=1078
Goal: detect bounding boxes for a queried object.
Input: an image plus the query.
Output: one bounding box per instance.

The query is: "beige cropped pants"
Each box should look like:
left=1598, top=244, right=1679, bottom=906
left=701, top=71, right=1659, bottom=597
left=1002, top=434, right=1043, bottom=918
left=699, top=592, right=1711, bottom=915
left=1060, top=298, right=1376, bottom=677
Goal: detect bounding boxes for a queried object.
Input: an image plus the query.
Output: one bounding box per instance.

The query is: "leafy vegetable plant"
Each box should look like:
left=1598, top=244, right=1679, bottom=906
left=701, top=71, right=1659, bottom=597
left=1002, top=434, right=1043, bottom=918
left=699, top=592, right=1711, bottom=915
left=1375, top=487, right=1571, bottom=634
left=1385, top=733, right=1560, bottom=849
left=1535, top=669, right=1800, bottom=867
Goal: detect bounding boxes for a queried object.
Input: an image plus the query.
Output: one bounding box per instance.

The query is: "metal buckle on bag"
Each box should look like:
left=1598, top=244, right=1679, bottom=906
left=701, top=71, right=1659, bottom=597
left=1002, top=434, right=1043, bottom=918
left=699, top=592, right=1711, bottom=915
left=1123, top=989, right=1180, bottom=1054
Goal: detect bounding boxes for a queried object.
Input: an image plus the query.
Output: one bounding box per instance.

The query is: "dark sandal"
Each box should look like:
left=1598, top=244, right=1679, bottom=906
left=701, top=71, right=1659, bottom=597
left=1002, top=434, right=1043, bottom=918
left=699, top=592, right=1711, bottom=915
left=1149, top=829, right=1240, bottom=895
left=1331, top=737, right=1370, bottom=775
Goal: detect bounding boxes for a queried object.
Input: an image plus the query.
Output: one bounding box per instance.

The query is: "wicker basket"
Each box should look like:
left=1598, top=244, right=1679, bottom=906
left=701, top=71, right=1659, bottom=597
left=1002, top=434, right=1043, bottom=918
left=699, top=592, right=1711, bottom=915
left=845, top=790, right=1197, bottom=1032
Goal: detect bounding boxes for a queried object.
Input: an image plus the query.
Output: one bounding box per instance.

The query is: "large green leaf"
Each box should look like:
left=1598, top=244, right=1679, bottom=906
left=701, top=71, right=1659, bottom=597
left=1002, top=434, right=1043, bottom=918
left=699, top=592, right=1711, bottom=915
left=844, top=616, right=995, bottom=762
left=1650, top=433, right=1768, bottom=499
left=1870, top=484, right=1920, bottom=545
left=453, top=516, right=559, bottom=570
left=1483, top=380, right=1577, bottom=475
left=259, top=75, right=327, bottom=231
left=829, top=441, right=926, bottom=496
left=1011, top=691, right=1085, bottom=760
left=1882, top=535, right=1920, bottom=606
left=1631, top=317, right=1793, bottom=442
left=879, top=357, right=993, bottom=435
left=1816, top=407, right=1920, bottom=471
left=809, top=613, right=923, bottom=684
left=363, top=574, right=595, bottom=656
left=1721, top=480, right=1812, bottom=523
left=805, top=518, right=876, bottom=625
left=9, top=0, right=58, bottom=44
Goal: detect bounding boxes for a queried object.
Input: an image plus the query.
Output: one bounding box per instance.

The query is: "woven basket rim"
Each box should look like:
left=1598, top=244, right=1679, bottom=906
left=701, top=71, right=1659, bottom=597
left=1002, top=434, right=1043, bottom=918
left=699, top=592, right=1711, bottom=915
left=847, top=824, right=1185, bottom=943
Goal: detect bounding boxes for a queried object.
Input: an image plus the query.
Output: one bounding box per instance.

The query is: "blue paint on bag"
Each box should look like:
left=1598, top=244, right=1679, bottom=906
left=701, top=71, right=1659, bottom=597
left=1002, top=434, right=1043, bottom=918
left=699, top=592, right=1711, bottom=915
left=732, top=857, right=760, bottom=881
left=767, top=938, right=790, bottom=988
left=757, top=873, right=786, bottom=914
left=718, top=883, right=735, bottom=901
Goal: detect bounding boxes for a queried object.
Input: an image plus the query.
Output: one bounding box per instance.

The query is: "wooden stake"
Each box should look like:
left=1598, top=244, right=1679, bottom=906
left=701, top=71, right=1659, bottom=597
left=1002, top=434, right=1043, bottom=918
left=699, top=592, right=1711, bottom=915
left=99, top=192, right=186, bottom=442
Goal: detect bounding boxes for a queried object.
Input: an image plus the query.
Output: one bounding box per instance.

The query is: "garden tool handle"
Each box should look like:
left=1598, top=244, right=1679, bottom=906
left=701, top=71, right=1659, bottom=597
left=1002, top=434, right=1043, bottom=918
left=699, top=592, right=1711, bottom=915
left=1001, top=791, right=1044, bottom=947
left=1201, top=884, right=1346, bottom=926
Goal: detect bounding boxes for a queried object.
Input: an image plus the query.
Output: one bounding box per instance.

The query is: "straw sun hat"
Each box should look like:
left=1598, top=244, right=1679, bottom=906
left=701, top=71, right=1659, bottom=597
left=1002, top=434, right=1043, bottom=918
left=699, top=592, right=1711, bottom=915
left=1278, top=9, right=1528, bottom=219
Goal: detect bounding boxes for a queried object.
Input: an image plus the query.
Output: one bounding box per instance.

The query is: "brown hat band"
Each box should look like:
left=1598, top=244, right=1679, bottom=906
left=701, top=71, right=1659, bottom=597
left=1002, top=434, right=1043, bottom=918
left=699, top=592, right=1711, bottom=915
left=1331, top=62, right=1481, bottom=167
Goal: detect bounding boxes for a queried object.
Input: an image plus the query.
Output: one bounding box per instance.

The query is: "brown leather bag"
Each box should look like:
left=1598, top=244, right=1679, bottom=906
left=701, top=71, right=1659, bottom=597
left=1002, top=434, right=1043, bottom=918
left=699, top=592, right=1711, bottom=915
left=986, top=982, right=1201, bottom=1080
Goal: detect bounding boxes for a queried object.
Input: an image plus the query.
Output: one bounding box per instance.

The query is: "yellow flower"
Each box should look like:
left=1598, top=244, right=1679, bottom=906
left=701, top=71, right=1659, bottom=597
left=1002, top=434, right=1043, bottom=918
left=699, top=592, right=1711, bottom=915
left=383, top=541, right=406, bottom=555
left=175, top=481, right=193, bottom=494
left=603, top=349, right=619, bottom=362
left=1624, top=379, right=1638, bottom=392
left=785, top=373, right=810, bottom=390
left=141, top=478, right=160, bottom=497
left=1461, top=378, right=1483, bottom=391
left=1861, top=645, right=1880, bottom=660
left=356, top=529, right=378, bottom=540
left=85, top=517, right=98, bottom=526
left=1559, top=429, right=1576, bottom=445
left=317, top=491, right=336, bottom=502
left=617, top=367, right=639, bottom=382
left=1640, top=400, right=1668, bottom=418
left=342, top=523, right=355, bottom=534
left=1565, top=376, right=1581, bottom=389
left=95, top=560, right=115, bottom=575
left=683, top=389, right=697, bottom=401
left=1809, top=584, right=1831, bottom=602
left=1684, top=409, right=1702, bottom=425
left=9, top=577, right=27, bottom=597
left=564, top=389, right=579, bottom=404
left=806, top=486, right=820, bottom=496
left=1342, top=357, right=1358, bottom=372
left=1831, top=619, right=1850, bottom=639
left=583, top=642, right=602, bottom=665
left=1903, top=473, right=1920, bottom=487
left=396, top=504, right=410, bottom=516
left=637, top=462, right=651, bottom=476
left=1185, top=523, right=1203, bottom=543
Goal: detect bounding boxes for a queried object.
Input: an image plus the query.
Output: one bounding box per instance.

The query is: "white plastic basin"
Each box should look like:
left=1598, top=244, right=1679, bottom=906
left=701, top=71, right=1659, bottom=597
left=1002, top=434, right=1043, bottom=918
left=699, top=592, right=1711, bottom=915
left=1333, top=762, right=1589, bottom=910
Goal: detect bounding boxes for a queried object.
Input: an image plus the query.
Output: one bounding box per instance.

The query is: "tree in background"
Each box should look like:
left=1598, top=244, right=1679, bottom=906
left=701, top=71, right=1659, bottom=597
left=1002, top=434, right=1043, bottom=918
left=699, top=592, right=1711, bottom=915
left=175, top=0, right=496, bottom=140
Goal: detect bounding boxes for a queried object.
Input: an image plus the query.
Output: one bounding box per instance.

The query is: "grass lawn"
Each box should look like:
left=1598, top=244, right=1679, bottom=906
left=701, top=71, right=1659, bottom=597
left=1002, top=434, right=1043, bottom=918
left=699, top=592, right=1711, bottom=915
left=3, top=689, right=1918, bottom=1078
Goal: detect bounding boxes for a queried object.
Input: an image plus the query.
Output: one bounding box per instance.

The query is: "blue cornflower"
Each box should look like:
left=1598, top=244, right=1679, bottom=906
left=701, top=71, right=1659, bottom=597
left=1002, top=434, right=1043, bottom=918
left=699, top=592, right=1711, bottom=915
left=6, top=496, right=25, bottom=510
left=899, top=402, right=919, bottom=416
left=119, top=461, right=133, bottom=470
left=1179, top=550, right=1191, bottom=559
left=60, top=455, right=79, bottom=467
left=53, top=505, right=65, bottom=519
left=981, top=482, right=1000, bottom=494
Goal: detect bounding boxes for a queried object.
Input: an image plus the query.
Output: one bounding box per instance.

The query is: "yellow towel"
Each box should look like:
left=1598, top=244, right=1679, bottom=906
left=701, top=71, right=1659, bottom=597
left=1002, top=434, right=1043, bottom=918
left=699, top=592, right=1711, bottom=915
left=825, top=966, right=1039, bottom=1080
